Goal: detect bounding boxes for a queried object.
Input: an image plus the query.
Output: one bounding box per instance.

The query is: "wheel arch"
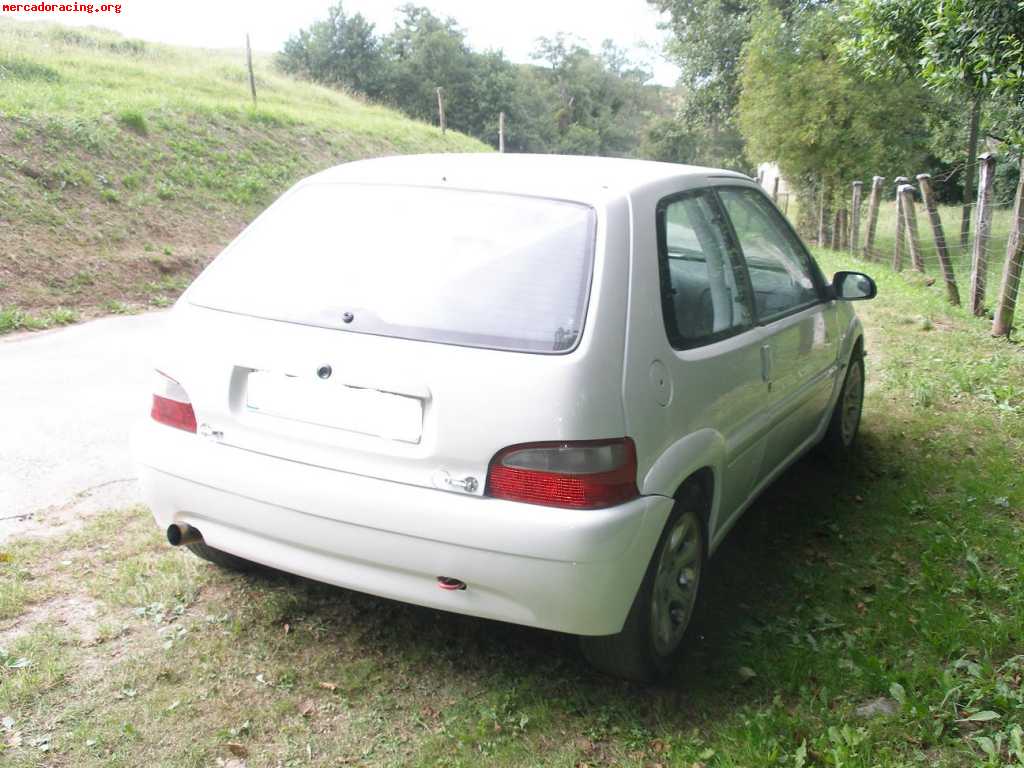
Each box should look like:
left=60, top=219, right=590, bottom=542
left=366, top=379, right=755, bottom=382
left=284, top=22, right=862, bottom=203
left=673, top=466, right=714, bottom=546
left=641, top=427, right=726, bottom=544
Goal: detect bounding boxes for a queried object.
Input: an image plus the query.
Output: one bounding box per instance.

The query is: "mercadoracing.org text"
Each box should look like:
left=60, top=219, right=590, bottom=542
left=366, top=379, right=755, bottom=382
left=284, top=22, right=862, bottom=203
left=3, top=3, right=122, bottom=13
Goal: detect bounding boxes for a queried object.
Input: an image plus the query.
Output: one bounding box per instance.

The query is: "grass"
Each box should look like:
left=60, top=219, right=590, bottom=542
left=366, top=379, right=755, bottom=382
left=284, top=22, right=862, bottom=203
left=1, top=250, right=1022, bottom=766
left=0, top=18, right=487, bottom=334
left=0, top=305, right=79, bottom=333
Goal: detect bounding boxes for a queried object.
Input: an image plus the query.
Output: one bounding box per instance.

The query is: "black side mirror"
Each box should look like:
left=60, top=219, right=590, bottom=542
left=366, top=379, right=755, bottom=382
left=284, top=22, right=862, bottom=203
left=832, top=271, right=877, bottom=301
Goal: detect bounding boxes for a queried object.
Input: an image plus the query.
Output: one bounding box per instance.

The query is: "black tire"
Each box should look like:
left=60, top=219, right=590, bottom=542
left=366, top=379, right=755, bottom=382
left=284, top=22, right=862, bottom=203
left=185, top=541, right=254, bottom=571
left=821, top=349, right=865, bottom=459
left=580, top=483, right=707, bottom=683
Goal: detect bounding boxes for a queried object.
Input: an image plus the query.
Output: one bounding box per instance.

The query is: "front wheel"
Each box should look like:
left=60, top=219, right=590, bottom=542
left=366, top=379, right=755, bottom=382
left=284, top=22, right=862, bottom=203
left=580, top=486, right=706, bottom=683
left=822, top=351, right=865, bottom=458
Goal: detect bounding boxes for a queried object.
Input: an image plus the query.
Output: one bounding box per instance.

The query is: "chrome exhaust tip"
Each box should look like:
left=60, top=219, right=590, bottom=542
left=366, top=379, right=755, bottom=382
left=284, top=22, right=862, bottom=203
left=166, top=523, right=202, bottom=547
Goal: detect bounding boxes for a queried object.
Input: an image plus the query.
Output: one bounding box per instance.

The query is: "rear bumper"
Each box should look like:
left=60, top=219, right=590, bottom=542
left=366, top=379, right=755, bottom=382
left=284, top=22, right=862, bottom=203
left=131, top=422, right=673, bottom=635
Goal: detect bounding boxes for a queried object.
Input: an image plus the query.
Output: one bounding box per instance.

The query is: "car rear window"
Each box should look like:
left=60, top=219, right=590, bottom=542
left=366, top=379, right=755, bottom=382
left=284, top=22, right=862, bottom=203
left=187, top=183, right=597, bottom=353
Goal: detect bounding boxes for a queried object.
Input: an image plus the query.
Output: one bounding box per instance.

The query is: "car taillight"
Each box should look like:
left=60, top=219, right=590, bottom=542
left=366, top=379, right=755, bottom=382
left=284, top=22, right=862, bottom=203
left=150, top=371, right=197, bottom=433
left=485, top=438, right=639, bottom=509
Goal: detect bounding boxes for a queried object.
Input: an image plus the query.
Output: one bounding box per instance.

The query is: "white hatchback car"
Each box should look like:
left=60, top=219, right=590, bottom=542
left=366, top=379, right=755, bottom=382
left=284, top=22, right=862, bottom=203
left=133, top=154, right=875, bottom=681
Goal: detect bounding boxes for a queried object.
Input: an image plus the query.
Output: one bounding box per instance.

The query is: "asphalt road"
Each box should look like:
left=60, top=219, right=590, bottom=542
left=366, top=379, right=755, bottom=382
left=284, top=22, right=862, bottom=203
left=0, top=312, right=165, bottom=542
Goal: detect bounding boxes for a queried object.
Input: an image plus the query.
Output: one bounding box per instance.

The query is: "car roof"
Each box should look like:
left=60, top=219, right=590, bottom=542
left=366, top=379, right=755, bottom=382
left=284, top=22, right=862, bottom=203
left=306, top=153, right=752, bottom=205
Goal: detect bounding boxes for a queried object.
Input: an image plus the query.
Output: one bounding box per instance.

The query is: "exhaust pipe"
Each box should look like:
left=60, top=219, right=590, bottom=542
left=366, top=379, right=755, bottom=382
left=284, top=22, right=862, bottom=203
left=166, top=523, right=202, bottom=547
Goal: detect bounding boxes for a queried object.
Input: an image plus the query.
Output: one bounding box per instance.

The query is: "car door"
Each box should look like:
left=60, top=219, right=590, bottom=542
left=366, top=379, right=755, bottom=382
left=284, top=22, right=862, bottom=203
left=633, top=188, right=770, bottom=534
left=715, top=186, right=839, bottom=478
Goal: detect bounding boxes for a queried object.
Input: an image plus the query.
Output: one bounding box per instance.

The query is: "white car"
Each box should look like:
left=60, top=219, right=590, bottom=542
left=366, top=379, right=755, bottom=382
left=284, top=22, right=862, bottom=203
left=133, top=154, right=875, bottom=681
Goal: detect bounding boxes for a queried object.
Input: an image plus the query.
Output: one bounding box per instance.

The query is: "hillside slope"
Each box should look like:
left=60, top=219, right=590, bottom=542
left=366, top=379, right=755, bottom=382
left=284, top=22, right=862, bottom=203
left=0, top=19, right=487, bottom=331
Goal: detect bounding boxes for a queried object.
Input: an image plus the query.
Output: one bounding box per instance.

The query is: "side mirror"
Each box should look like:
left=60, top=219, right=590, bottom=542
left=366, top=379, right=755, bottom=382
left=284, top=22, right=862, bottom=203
left=832, top=271, right=877, bottom=301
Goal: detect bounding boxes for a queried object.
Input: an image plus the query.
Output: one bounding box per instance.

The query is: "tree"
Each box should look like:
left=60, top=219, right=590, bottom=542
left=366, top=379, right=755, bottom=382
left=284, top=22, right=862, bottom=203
left=648, top=0, right=755, bottom=168
left=382, top=6, right=478, bottom=129
left=738, top=6, right=933, bottom=230
left=845, top=0, right=1024, bottom=245
left=531, top=35, right=656, bottom=157
left=278, top=3, right=386, bottom=97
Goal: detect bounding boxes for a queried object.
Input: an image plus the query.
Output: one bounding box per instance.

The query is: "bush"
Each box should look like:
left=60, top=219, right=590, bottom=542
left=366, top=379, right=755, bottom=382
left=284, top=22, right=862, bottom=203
left=118, top=109, right=149, bottom=136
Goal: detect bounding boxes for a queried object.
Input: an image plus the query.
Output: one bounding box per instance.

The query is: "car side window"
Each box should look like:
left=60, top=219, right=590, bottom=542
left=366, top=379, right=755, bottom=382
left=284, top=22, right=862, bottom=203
left=657, top=190, right=754, bottom=349
left=716, top=187, right=820, bottom=321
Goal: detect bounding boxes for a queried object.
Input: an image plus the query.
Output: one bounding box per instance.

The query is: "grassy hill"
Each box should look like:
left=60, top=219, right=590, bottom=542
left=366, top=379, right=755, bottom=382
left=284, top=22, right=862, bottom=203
left=0, top=18, right=487, bottom=333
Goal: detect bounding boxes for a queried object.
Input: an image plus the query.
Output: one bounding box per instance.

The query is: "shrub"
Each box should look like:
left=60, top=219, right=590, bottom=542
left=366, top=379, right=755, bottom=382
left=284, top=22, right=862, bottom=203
left=118, top=109, right=149, bottom=136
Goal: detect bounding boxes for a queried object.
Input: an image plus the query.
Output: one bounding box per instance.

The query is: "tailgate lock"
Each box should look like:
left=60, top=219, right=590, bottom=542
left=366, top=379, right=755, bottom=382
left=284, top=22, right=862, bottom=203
left=198, top=423, right=224, bottom=442
left=434, top=471, right=478, bottom=494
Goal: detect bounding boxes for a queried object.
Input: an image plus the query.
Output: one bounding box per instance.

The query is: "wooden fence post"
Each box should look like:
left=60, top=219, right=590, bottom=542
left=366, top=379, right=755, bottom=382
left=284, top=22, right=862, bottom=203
left=864, top=176, right=884, bottom=261
left=899, top=184, right=925, bottom=272
left=893, top=176, right=908, bottom=271
left=757, top=169, right=764, bottom=186
left=969, top=152, right=997, bottom=316
left=917, top=173, right=960, bottom=305
left=850, top=181, right=863, bottom=255
left=831, top=210, right=842, bottom=250
left=992, top=156, right=1024, bottom=336
left=436, top=87, right=446, bottom=133
left=818, top=183, right=830, bottom=247
left=838, top=209, right=850, bottom=250
left=498, top=111, right=506, bottom=153
left=245, top=33, right=257, bottom=107
left=772, top=176, right=780, bottom=203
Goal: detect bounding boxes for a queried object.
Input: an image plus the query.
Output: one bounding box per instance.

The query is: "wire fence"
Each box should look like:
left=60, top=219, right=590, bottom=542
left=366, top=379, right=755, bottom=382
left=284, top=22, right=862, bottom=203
left=785, top=158, right=1024, bottom=339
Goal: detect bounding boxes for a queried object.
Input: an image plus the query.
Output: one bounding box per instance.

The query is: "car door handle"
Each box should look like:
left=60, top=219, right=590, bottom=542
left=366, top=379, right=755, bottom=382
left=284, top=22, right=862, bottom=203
left=760, top=344, right=774, bottom=383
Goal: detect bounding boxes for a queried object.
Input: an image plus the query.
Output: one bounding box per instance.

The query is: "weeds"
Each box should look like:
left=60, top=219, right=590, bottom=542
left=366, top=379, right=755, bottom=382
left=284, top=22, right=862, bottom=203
left=0, top=306, right=76, bottom=333
left=117, top=109, right=148, bottom=136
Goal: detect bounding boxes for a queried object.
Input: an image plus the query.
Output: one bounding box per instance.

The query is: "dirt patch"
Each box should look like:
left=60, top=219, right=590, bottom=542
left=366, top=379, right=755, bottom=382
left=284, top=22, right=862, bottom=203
left=0, top=593, right=101, bottom=646
left=0, top=477, right=138, bottom=544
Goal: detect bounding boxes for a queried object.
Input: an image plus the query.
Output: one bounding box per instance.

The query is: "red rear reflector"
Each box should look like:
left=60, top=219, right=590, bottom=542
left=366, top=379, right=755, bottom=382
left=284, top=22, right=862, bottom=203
left=485, top=438, right=638, bottom=509
left=151, top=395, right=197, bottom=433
left=150, top=371, right=197, bottom=433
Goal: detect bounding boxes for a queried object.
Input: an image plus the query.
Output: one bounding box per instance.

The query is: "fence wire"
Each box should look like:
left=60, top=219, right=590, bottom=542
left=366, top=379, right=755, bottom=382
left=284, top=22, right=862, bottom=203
left=788, top=175, right=1023, bottom=337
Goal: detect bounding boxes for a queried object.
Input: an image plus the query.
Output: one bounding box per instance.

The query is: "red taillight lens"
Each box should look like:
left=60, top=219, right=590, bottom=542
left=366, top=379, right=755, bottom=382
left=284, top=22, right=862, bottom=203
left=150, top=371, right=197, bottom=433
left=485, top=438, right=639, bottom=509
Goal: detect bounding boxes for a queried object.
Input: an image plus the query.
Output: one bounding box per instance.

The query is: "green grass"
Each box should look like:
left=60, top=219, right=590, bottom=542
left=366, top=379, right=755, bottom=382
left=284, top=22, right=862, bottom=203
left=0, top=305, right=79, bottom=333
left=0, top=17, right=487, bottom=333
left=1, top=252, right=1022, bottom=766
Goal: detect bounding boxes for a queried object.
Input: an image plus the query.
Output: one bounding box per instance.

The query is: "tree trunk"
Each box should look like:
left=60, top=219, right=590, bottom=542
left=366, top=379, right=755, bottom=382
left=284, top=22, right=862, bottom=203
left=960, top=94, right=982, bottom=251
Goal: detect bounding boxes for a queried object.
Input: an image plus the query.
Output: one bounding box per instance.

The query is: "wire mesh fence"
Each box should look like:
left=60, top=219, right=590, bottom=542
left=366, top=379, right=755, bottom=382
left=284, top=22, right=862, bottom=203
left=783, top=157, right=1023, bottom=339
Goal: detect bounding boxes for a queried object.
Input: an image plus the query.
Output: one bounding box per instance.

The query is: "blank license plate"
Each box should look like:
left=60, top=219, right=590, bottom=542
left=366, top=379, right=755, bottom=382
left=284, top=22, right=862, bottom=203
left=246, top=371, right=423, bottom=443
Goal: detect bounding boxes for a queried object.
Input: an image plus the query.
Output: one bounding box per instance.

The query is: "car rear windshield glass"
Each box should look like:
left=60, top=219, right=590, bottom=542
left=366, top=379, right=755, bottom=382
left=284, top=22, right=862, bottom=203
left=187, top=183, right=597, bottom=353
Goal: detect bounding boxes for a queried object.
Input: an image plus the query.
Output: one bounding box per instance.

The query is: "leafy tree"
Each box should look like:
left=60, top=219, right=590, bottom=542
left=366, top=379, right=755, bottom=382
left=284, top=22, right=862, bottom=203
left=381, top=6, right=477, bottom=130
left=531, top=35, right=655, bottom=157
left=639, top=112, right=700, bottom=164
left=738, top=6, right=933, bottom=230
left=845, top=0, right=1024, bottom=244
left=648, top=0, right=754, bottom=168
left=278, top=3, right=386, bottom=97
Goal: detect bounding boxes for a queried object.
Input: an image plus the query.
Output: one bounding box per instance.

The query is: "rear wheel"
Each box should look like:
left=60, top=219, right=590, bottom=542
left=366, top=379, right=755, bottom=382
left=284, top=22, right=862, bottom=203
left=580, top=484, right=706, bottom=683
left=185, top=541, right=253, bottom=571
